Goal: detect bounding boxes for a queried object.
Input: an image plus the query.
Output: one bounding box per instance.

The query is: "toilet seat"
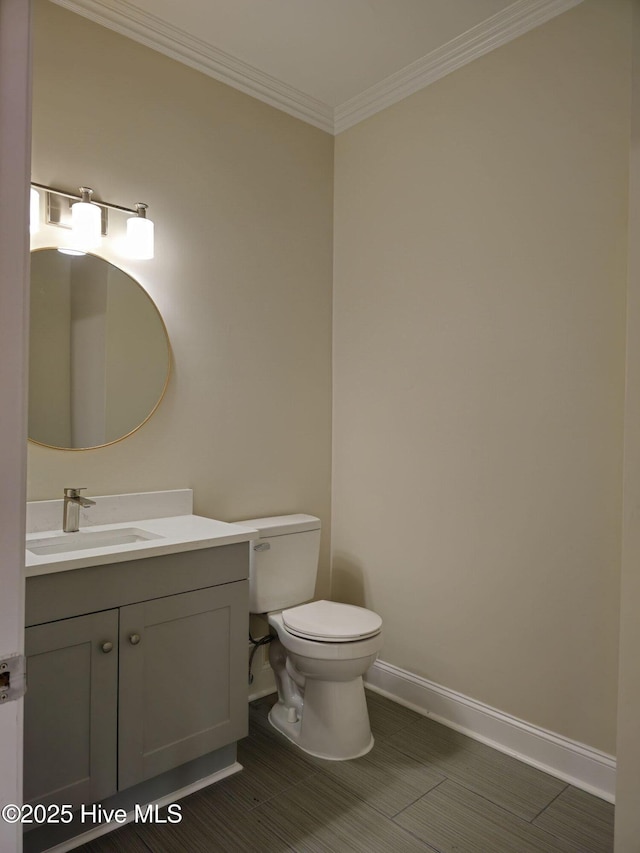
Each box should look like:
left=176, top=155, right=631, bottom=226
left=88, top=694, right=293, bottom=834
left=282, top=600, right=382, bottom=642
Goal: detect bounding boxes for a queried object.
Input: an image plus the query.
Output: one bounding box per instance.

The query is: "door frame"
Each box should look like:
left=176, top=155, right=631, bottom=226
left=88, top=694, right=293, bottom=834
left=0, top=1, right=32, bottom=851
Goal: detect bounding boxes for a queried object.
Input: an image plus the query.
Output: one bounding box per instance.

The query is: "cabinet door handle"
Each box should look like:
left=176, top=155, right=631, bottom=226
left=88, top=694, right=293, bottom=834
left=101, top=641, right=113, bottom=654
left=129, top=633, right=141, bottom=645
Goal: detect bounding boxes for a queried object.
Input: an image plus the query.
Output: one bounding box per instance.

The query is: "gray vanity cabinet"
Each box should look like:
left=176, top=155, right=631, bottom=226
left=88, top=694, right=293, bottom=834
left=118, top=581, right=247, bottom=789
left=24, top=544, right=249, bottom=810
left=24, top=610, right=118, bottom=809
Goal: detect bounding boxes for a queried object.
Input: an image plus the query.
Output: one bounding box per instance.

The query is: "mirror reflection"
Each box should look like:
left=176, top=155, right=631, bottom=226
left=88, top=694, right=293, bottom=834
left=29, top=249, right=170, bottom=450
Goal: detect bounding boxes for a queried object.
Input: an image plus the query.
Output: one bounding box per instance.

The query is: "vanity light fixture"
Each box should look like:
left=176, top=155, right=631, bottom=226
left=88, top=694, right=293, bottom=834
left=126, top=203, right=154, bottom=260
left=71, top=187, right=101, bottom=250
left=30, top=182, right=155, bottom=260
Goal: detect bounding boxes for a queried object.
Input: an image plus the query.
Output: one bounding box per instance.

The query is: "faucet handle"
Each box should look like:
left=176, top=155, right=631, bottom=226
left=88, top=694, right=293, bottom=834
left=64, top=487, right=87, bottom=498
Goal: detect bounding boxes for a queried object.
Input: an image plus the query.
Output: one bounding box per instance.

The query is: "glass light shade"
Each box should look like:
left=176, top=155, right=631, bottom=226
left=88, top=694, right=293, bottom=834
left=30, top=187, right=40, bottom=234
left=71, top=199, right=101, bottom=249
left=126, top=215, right=154, bottom=260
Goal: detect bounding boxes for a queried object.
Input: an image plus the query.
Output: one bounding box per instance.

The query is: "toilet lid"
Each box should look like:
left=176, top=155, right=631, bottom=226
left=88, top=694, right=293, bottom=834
left=282, top=600, right=382, bottom=642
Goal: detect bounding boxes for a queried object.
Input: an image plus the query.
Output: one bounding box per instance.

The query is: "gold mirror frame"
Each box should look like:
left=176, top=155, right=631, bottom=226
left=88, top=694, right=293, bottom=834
left=28, top=248, right=171, bottom=451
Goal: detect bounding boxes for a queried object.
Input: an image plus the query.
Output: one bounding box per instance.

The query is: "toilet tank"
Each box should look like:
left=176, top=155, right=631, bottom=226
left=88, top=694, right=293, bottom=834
left=233, top=514, right=321, bottom=613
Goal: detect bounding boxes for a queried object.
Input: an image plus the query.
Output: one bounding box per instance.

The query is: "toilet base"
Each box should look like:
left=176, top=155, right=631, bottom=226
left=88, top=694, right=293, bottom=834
left=268, top=675, right=375, bottom=761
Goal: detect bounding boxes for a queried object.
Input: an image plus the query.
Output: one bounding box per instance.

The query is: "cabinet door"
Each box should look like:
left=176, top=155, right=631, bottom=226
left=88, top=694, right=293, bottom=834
left=118, top=580, right=248, bottom=789
left=24, top=610, right=118, bottom=809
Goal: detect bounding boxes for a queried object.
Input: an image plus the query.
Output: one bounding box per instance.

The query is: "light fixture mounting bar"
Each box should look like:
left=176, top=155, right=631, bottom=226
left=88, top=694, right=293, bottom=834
left=31, top=182, right=144, bottom=215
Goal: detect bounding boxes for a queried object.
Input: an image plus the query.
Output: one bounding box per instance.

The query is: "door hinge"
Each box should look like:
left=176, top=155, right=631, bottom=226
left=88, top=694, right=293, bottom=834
left=0, top=654, right=26, bottom=703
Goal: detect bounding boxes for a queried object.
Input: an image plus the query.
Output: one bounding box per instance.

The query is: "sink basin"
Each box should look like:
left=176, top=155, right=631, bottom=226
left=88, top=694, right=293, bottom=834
left=27, top=527, right=163, bottom=556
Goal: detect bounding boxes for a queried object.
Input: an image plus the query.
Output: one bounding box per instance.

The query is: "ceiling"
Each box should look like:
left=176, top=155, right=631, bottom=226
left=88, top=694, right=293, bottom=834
left=52, top=0, right=582, bottom=133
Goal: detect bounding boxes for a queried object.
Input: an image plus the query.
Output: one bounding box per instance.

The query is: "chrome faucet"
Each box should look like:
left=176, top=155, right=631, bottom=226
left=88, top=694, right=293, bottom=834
left=63, top=487, right=96, bottom=533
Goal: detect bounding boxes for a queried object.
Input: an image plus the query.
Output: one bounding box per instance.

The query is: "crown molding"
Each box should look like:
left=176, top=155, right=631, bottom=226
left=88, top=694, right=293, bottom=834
left=49, top=0, right=334, bottom=133
left=51, top=0, right=582, bottom=136
left=334, top=0, right=583, bottom=133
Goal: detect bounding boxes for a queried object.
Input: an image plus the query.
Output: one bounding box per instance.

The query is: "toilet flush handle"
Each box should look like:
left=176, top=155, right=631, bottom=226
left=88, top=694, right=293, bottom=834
left=253, top=543, right=271, bottom=552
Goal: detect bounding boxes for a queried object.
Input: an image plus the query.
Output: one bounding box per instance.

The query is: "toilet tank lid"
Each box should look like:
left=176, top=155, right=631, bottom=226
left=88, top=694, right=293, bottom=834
left=232, top=513, right=320, bottom=538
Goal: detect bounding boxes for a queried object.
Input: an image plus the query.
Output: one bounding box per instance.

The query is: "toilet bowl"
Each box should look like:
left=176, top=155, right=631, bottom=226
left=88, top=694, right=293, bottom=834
left=234, top=514, right=383, bottom=760
left=267, top=602, right=383, bottom=759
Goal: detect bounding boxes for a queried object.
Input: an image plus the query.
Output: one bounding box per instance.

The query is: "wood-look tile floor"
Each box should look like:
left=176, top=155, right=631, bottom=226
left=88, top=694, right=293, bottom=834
left=76, top=691, right=614, bottom=853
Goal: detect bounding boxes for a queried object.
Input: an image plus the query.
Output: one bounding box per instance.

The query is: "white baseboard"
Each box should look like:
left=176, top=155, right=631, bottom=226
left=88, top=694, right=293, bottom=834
left=365, top=659, right=616, bottom=803
left=248, top=641, right=275, bottom=702
left=249, top=684, right=276, bottom=702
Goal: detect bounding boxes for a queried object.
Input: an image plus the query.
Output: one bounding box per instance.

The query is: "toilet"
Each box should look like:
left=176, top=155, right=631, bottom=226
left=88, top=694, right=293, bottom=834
left=235, top=514, right=383, bottom=760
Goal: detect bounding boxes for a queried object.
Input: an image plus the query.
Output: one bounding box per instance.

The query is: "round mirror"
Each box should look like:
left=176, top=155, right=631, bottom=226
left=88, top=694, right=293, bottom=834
left=29, top=249, right=170, bottom=450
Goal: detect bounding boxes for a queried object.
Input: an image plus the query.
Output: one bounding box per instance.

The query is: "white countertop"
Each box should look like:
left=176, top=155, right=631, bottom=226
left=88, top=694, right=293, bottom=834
left=25, top=514, right=258, bottom=577
left=25, top=490, right=258, bottom=577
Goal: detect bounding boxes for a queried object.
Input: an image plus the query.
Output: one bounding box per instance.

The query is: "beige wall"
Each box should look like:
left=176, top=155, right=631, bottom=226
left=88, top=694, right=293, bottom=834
left=615, top=1, right=640, bottom=847
left=29, top=0, right=333, bottom=595
left=333, top=0, right=630, bottom=754
left=30, top=0, right=633, bottom=762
